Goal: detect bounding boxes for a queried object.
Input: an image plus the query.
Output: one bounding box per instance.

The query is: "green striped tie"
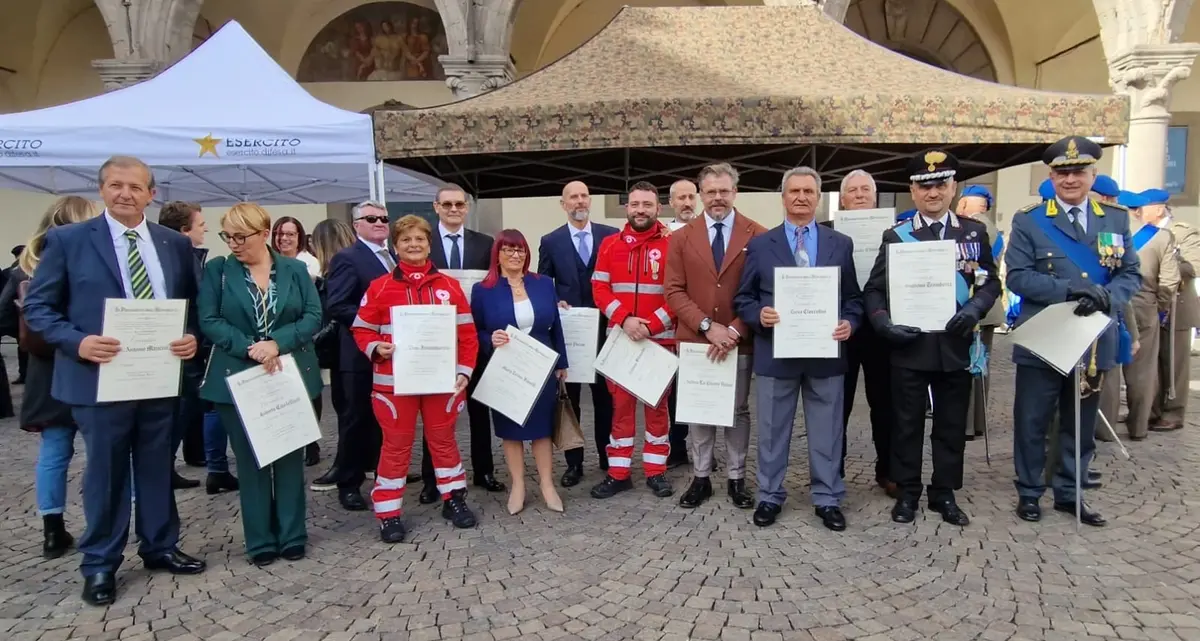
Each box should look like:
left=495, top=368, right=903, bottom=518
left=125, top=230, right=154, bottom=300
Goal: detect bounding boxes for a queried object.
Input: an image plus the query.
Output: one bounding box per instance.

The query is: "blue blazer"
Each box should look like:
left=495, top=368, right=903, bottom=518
left=470, top=274, right=568, bottom=370
left=537, top=222, right=619, bottom=308
left=23, top=214, right=199, bottom=406
left=325, top=240, right=395, bottom=373
left=734, top=223, right=863, bottom=379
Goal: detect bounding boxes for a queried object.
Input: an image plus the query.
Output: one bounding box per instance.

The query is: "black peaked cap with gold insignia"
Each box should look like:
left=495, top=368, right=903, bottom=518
left=907, top=149, right=959, bottom=185
left=1043, top=135, right=1102, bottom=169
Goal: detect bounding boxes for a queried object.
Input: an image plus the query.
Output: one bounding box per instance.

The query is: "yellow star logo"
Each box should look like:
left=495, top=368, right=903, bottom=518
left=194, top=134, right=221, bottom=158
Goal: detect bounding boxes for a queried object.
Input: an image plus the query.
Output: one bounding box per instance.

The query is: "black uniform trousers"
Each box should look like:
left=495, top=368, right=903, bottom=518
left=422, top=350, right=495, bottom=484
left=667, top=385, right=687, bottom=459
left=333, top=369, right=381, bottom=490
left=839, top=324, right=893, bottom=480
left=890, top=365, right=971, bottom=502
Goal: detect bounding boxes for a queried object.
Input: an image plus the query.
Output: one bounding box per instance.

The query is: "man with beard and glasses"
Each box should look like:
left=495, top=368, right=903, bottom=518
left=537, top=181, right=618, bottom=486
left=590, top=181, right=677, bottom=499
left=863, top=150, right=1000, bottom=527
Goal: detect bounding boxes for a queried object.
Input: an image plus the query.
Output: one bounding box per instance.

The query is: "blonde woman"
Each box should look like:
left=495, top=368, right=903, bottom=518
left=0, top=196, right=97, bottom=558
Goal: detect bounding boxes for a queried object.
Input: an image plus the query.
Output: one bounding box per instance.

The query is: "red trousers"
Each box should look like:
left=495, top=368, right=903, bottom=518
left=369, top=391, right=467, bottom=519
left=605, top=381, right=672, bottom=480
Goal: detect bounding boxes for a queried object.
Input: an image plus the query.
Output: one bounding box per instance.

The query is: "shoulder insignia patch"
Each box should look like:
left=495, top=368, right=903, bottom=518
left=1016, top=202, right=1039, bottom=215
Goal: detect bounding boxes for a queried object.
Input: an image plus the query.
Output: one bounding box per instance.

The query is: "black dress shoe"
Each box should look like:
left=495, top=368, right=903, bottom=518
left=1016, top=497, right=1041, bottom=522
left=590, top=475, right=633, bottom=499
left=728, top=479, right=754, bottom=509
left=442, top=489, right=477, bottom=528
left=1088, top=470, right=1102, bottom=481
left=205, top=472, right=239, bottom=495
left=304, top=443, right=320, bottom=467
left=418, top=483, right=440, bottom=504
left=473, top=473, right=506, bottom=492
left=815, top=506, right=847, bottom=531
left=380, top=517, right=407, bottom=543
left=1053, top=500, right=1108, bottom=527
left=891, top=499, right=918, bottom=523
left=281, top=546, right=305, bottom=561
left=143, top=549, right=206, bottom=575
left=753, top=502, right=782, bottom=527
left=928, top=499, right=970, bottom=526
left=42, top=514, right=74, bottom=560
left=646, top=474, right=674, bottom=497
left=183, top=458, right=207, bottom=468
left=560, top=465, right=583, bottom=488
left=250, top=552, right=277, bottom=567
left=666, top=451, right=690, bottom=469
left=81, top=572, right=116, bottom=606
left=310, top=468, right=341, bottom=491
left=171, top=470, right=200, bottom=490
left=678, top=477, right=713, bottom=508
left=338, top=488, right=367, bottom=511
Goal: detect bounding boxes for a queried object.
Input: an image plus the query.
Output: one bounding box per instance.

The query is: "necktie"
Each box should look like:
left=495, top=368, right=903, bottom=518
left=1068, top=207, right=1085, bottom=237
left=448, top=234, right=462, bottom=270
left=930, top=221, right=944, bottom=240
left=378, top=249, right=397, bottom=271
left=712, top=222, right=725, bottom=270
left=576, top=231, right=590, bottom=264
left=794, top=227, right=810, bottom=267
left=125, top=230, right=153, bottom=300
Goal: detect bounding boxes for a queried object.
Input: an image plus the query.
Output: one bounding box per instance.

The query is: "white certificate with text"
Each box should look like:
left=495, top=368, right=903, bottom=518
left=473, top=325, right=558, bottom=425
left=675, top=344, right=737, bottom=427
left=834, top=208, right=894, bottom=289
left=442, top=270, right=488, bottom=303
left=390, top=305, right=457, bottom=395
left=559, top=307, right=600, bottom=383
left=96, top=298, right=187, bottom=403
left=773, top=266, right=840, bottom=359
left=228, top=355, right=321, bottom=468
left=594, top=330, right=678, bottom=406
left=887, top=240, right=957, bottom=331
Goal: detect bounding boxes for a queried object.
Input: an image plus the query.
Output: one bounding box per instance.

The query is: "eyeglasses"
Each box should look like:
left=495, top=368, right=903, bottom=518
left=219, top=230, right=264, bottom=246
left=438, top=201, right=468, bottom=210
left=702, top=189, right=734, bottom=198
left=500, top=246, right=526, bottom=256
left=276, top=231, right=298, bottom=239
left=355, top=215, right=388, bottom=224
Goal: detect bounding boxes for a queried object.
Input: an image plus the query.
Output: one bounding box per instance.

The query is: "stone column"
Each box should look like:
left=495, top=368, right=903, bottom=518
left=91, top=59, right=163, bottom=90
left=1109, top=43, right=1200, bottom=191
left=439, top=55, right=516, bottom=100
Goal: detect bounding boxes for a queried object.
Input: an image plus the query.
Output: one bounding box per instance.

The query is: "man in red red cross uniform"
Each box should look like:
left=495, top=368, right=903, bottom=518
left=590, top=181, right=678, bottom=499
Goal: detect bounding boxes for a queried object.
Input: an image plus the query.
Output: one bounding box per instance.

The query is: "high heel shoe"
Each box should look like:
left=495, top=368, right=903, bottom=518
left=541, top=485, right=564, bottom=513
left=507, top=486, right=525, bottom=515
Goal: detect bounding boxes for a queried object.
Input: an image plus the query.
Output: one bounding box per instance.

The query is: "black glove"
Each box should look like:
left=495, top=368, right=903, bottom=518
left=1067, top=284, right=1110, bottom=316
left=944, top=309, right=981, bottom=337
left=881, top=323, right=922, bottom=345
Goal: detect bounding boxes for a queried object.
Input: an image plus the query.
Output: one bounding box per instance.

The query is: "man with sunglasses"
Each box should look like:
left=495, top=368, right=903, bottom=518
left=315, top=201, right=395, bottom=512
left=418, top=184, right=504, bottom=504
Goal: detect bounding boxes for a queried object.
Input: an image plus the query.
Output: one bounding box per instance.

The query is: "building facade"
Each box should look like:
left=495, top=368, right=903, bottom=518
left=1, top=0, right=1198, bottom=259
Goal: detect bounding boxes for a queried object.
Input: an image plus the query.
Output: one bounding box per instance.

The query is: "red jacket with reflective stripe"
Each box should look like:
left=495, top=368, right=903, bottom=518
left=591, top=221, right=676, bottom=345
left=351, top=268, right=478, bottom=394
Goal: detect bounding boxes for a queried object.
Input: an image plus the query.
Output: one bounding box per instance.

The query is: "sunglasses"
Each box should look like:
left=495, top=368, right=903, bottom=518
left=438, top=201, right=468, bottom=210
left=355, top=215, right=388, bottom=224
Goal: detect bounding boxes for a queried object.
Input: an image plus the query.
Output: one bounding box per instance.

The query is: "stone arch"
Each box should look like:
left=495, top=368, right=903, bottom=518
left=33, top=4, right=112, bottom=107
left=844, top=0, right=1000, bottom=82
left=92, top=0, right=203, bottom=61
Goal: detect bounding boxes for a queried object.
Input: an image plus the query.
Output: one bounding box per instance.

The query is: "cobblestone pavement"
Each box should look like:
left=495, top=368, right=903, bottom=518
left=2, top=336, right=1199, bottom=641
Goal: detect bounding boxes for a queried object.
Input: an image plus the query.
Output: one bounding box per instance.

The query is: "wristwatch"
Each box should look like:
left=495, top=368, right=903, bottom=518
left=699, top=318, right=713, bottom=333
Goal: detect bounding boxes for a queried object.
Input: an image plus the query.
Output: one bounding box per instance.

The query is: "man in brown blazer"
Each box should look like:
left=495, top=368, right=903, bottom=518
left=664, top=163, right=766, bottom=509
left=1153, top=203, right=1200, bottom=431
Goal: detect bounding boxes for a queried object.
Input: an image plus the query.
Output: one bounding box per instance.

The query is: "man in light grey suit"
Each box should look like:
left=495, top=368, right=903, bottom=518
left=734, top=167, right=864, bottom=531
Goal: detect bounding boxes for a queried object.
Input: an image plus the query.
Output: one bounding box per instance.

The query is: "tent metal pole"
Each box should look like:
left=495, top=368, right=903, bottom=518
left=368, top=162, right=378, bottom=201
left=376, top=161, right=388, bottom=204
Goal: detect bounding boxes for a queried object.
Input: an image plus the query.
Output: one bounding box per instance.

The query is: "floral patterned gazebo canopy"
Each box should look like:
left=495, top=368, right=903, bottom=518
left=373, top=5, right=1127, bottom=197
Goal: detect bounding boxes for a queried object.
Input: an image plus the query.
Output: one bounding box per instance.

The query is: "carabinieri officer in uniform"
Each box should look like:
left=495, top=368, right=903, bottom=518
left=863, top=150, right=1000, bottom=527
left=1004, top=136, right=1141, bottom=527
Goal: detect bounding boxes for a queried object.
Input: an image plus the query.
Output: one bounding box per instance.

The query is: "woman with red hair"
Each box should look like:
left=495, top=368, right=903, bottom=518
left=470, top=230, right=568, bottom=515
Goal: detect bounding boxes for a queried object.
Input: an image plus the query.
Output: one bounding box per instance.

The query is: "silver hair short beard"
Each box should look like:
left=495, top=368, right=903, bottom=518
left=569, top=209, right=589, bottom=222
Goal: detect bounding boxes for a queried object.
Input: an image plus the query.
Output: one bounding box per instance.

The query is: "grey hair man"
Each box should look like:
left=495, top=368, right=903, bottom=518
left=839, top=170, right=877, bottom=210
left=667, top=179, right=699, bottom=230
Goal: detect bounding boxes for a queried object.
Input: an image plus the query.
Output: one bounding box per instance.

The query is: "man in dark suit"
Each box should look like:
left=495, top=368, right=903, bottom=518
left=315, top=200, right=393, bottom=511
left=863, top=150, right=1000, bottom=527
left=735, top=166, right=862, bottom=531
left=24, top=156, right=204, bottom=606
left=421, top=183, right=504, bottom=503
left=538, top=180, right=618, bottom=487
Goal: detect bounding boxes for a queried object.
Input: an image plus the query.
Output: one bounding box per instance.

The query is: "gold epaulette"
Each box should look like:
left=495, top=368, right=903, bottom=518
left=1015, top=202, right=1039, bottom=215
left=1100, top=202, right=1128, bottom=212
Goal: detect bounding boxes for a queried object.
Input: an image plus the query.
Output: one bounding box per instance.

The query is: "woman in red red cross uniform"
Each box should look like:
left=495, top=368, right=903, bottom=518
left=351, top=215, right=479, bottom=544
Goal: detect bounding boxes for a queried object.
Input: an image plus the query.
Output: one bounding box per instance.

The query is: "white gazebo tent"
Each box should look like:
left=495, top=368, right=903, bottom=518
left=0, top=21, right=438, bottom=206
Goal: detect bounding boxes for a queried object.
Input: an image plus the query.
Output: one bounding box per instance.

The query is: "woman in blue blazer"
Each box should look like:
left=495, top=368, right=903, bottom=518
left=470, top=230, right=568, bottom=516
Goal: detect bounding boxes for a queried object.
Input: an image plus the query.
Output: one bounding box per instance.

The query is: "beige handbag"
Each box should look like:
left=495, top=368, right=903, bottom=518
left=551, top=381, right=586, bottom=451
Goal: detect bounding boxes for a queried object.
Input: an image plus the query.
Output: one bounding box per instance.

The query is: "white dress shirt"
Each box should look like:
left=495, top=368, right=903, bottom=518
left=439, top=222, right=467, bottom=267
left=1056, top=198, right=1088, bottom=233
left=105, top=211, right=167, bottom=299
left=919, top=211, right=951, bottom=239
left=359, top=237, right=393, bottom=271
left=704, top=210, right=735, bottom=253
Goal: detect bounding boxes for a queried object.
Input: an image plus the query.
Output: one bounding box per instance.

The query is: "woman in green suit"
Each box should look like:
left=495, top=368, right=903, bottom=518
left=198, top=203, right=323, bottom=567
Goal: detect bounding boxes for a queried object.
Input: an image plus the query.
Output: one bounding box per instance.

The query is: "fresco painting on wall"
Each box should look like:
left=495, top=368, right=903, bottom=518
left=297, top=1, right=447, bottom=82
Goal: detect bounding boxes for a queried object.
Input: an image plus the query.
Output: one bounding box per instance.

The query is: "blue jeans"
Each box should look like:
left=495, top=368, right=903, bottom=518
left=204, top=410, right=230, bottom=473
left=36, top=426, right=77, bottom=515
